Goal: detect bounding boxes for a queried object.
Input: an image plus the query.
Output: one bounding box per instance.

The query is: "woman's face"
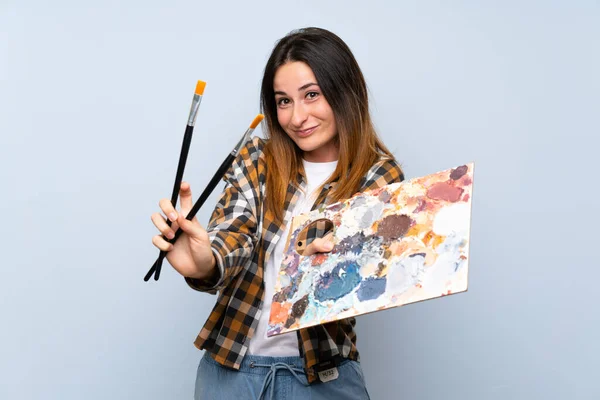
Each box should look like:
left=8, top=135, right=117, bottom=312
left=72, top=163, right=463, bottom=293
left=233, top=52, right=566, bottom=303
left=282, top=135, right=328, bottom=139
left=274, top=61, right=338, bottom=162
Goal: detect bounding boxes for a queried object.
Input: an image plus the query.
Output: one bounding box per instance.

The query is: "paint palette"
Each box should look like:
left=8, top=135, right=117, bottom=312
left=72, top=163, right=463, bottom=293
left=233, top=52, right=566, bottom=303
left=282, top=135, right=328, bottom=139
left=267, top=163, right=474, bottom=336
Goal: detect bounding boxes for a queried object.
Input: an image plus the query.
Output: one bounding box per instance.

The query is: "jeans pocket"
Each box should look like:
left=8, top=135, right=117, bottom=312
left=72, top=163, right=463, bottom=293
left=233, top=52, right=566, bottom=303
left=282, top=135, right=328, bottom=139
left=342, top=361, right=371, bottom=399
left=348, top=361, right=365, bottom=381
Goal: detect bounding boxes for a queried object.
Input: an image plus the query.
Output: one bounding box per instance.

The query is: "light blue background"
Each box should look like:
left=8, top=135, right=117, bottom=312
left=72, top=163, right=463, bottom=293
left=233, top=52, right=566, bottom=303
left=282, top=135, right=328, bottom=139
left=1, top=1, right=598, bottom=399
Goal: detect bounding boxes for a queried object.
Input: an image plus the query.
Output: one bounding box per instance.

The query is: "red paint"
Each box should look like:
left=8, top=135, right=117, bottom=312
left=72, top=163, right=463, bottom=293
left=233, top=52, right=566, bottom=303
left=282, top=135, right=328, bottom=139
left=426, top=182, right=464, bottom=202
left=312, top=253, right=328, bottom=266
left=459, top=176, right=472, bottom=186
left=413, top=198, right=427, bottom=213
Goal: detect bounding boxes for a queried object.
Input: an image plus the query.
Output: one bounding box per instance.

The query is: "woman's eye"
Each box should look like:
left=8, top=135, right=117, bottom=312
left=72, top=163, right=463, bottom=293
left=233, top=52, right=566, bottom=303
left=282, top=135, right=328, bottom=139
left=306, top=91, right=319, bottom=99
left=277, top=98, right=290, bottom=106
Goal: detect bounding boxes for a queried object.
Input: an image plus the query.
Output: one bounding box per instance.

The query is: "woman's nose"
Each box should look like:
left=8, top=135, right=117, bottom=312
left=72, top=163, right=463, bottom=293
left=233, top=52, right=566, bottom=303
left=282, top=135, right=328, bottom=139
left=291, top=103, right=308, bottom=127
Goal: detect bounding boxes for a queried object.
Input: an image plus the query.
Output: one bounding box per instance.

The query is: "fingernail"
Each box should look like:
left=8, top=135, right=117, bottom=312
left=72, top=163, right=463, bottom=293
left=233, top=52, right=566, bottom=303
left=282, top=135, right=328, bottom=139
left=166, top=231, right=175, bottom=239
left=169, top=212, right=178, bottom=221
left=324, top=242, right=334, bottom=251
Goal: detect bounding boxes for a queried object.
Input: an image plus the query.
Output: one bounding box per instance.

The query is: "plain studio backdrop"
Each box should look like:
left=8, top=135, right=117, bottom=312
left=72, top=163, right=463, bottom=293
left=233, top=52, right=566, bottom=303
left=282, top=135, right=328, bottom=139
left=1, top=1, right=598, bottom=399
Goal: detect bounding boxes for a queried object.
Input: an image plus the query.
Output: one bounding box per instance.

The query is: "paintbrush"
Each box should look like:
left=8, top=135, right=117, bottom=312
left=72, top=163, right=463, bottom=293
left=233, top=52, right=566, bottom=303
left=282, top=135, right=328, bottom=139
left=144, top=113, right=265, bottom=282
left=151, top=80, right=206, bottom=280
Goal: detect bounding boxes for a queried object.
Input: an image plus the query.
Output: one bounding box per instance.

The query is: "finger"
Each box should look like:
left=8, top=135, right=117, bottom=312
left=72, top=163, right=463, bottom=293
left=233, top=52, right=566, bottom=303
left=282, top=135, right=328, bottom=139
left=152, top=235, right=174, bottom=251
left=159, top=198, right=178, bottom=222
left=150, top=212, right=176, bottom=239
left=179, top=181, right=193, bottom=212
left=177, top=214, right=206, bottom=240
left=303, top=237, right=334, bottom=257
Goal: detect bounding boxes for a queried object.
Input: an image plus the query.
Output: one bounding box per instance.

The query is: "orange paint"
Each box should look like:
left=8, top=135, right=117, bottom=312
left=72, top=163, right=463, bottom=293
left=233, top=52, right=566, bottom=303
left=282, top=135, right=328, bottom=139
left=270, top=302, right=292, bottom=324
left=406, top=223, right=427, bottom=238
left=388, top=241, right=406, bottom=256
left=423, top=231, right=445, bottom=249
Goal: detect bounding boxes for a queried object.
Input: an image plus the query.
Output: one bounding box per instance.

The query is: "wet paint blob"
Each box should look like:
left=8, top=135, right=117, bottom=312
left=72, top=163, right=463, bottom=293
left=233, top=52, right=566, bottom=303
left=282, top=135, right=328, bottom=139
left=351, top=195, right=367, bottom=208
left=272, top=271, right=303, bottom=303
left=450, top=165, right=468, bottom=180
left=269, top=326, right=282, bottom=335
left=432, top=202, right=471, bottom=236
left=378, top=190, right=392, bottom=203
left=376, top=262, right=386, bottom=277
left=291, top=295, right=309, bottom=318
left=328, top=203, right=344, bottom=213
left=272, top=287, right=292, bottom=303
left=284, top=252, right=301, bottom=275
left=386, top=253, right=427, bottom=295
left=270, top=302, right=292, bottom=325
left=311, top=253, right=329, bottom=266
left=315, top=260, right=361, bottom=302
left=426, top=182, right=464, bottom=202
left=284, top=315, right=296, bottom=329
left=377, top=214, right=413, bottom=241
left=335, top=231, right=368, bottom=255
left=357, top=277, right=387, bottom=301
left=410, top=252, right=426, bottom=258
left=413, top=198, right=427, bottom=213
left=358, top=202, right=384, bottom=230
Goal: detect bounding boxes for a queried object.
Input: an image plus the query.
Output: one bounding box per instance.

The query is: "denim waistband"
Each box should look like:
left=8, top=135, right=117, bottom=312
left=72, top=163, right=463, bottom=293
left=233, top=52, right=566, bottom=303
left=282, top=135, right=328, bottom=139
left=202, top=352, right=309, bottom=400
left=203, top=352, right=305, bottom=375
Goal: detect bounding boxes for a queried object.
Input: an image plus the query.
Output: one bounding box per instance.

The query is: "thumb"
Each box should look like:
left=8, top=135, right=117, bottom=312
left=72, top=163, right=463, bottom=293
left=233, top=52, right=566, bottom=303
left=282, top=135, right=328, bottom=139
left=303, top=237, right=334, bottom=256
left=314, top=237, right=334, bottom=252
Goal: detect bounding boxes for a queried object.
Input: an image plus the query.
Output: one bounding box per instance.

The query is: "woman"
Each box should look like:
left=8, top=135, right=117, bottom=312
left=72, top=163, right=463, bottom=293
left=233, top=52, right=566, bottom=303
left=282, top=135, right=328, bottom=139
left=151, top=27, right=404, bottom=399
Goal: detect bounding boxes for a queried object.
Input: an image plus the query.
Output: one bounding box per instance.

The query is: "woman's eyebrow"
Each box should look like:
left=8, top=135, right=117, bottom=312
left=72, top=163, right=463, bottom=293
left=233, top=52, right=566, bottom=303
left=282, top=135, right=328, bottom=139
left=274, top=82, right=319, bottom=96
left=298, top=82, right=318, bottom=91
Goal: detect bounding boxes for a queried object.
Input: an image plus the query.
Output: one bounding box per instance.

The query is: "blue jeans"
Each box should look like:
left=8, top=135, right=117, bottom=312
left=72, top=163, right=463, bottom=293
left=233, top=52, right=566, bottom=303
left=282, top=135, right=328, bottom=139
left=195, top=352, right=371, bottom=400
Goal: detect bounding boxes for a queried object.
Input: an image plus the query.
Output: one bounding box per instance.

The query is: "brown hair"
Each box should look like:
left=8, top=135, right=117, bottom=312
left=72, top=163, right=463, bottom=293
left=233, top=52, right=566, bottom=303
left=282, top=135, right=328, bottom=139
left=260, top=27, right=397, bottom=222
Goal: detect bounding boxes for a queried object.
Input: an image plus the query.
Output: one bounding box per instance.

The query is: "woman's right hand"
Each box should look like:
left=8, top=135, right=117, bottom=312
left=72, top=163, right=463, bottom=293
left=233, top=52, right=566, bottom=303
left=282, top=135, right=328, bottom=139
left=150, top=181, right=217, bottom=280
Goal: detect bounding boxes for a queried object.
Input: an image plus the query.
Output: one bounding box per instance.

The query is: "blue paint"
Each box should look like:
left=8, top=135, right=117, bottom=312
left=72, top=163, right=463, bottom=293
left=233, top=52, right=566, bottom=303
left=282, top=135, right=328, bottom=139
left=315, top=260, right=362, bottom=302
left=357, top=277, right=387, bottom=301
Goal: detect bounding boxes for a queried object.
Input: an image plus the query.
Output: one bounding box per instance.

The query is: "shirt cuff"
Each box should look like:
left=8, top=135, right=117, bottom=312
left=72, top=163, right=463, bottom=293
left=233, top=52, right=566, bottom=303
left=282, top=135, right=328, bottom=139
left=184, top=247, right=225, bottom=294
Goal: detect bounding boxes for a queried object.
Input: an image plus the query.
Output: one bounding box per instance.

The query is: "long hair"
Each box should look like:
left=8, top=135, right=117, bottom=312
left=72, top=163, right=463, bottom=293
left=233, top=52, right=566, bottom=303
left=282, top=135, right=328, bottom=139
left=261, top=27, right=397, bottom=222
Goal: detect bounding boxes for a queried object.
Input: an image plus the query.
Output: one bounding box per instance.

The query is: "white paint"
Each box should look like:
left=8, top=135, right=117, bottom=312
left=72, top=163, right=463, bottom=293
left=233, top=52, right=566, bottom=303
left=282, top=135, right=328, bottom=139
left=432, top=202, right=471, bottom=236
left=386, top=254, right=427, bottom=296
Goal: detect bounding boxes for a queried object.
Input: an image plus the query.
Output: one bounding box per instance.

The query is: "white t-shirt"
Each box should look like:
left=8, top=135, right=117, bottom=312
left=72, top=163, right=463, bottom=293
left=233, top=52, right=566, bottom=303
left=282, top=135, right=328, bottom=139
left=247, top=158, right=338, bottom=356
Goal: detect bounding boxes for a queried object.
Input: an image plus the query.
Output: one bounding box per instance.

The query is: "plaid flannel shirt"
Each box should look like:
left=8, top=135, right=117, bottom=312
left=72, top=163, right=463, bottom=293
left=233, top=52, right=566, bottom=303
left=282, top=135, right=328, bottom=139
left=185, top=137, right=404, bottom=383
